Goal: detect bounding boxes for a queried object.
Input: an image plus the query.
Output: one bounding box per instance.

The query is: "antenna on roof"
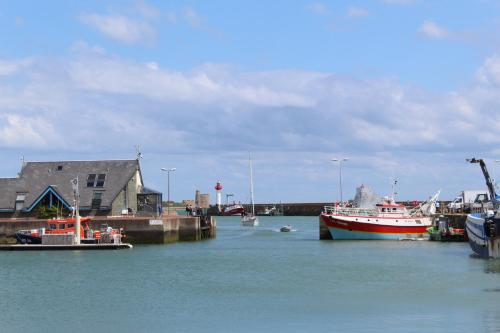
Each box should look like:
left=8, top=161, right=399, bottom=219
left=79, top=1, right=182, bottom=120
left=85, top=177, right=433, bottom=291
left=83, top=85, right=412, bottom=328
left=18, top=156, right=26, bottom=176
left=135, top=145, right=143, bottom=160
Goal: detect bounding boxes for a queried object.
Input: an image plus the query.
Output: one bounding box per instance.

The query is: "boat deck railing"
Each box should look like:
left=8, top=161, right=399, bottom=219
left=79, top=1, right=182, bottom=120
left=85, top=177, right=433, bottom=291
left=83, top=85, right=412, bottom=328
left=323, top=206, right=378, bottom=217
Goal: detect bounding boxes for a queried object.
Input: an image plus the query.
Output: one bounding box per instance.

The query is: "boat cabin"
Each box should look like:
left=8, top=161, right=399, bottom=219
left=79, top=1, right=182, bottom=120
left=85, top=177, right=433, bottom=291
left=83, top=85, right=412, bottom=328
left=45, top=217, right=90, bottom=235
left=376, top=203, right=408, bottom=217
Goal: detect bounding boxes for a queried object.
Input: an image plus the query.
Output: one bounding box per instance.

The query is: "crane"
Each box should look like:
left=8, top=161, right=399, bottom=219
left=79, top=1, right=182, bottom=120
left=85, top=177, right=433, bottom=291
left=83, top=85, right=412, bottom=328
left=467, top=158, right=499, bottom=211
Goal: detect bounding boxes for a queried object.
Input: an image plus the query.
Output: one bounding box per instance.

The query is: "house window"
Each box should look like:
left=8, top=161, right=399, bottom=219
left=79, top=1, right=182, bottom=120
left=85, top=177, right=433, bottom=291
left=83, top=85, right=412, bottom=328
left=87, top=174, right=106, bottom=187
left=15, top=193, right=26, bottom=211
left=87, top=174, right=96, bottom=187
left=56, top=165, right=63, bottom=171
left=91, top=192, right=103, bottom=209
left=95, top=174, right=106, bottom=187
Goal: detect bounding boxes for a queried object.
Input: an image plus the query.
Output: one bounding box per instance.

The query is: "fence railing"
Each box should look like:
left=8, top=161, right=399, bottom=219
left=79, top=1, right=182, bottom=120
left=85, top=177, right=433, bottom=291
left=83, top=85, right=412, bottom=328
left=323, top=206, right=378, bottom=216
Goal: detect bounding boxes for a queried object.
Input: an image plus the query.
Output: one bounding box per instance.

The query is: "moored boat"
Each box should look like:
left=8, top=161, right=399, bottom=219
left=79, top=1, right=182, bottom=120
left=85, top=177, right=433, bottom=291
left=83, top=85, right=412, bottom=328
left=241, top=153, right=259, bottom=227
left=222, top=203, right=245, bottom=216
left=320, top=192, right=439, bottom=240
left=427, top=215, right=467, bottom=242
left=15, top=217, right=124, bottom=245
left=465, top=158, right=500, bottom=258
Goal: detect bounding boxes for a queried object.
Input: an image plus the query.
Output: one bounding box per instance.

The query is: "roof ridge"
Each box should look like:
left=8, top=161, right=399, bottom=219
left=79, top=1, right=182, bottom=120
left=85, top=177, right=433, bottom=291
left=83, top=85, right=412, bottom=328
left=25, top=159, right=138, bottom=163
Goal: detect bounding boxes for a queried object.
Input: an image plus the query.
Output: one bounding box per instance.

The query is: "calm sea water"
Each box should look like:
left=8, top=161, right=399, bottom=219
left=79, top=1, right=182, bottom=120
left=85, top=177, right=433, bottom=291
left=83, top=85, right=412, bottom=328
left=1, top=216, right=500, bottom=333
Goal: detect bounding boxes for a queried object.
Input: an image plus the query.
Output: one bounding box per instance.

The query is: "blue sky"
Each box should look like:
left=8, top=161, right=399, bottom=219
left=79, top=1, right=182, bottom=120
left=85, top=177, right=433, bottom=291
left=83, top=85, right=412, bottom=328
left=1, top=0, right=500, bottom=203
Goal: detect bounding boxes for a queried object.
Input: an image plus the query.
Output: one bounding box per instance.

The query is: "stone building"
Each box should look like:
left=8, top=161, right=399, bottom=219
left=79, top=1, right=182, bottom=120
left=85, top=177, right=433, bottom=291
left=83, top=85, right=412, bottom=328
left=0, top=159, right=162, bottom=218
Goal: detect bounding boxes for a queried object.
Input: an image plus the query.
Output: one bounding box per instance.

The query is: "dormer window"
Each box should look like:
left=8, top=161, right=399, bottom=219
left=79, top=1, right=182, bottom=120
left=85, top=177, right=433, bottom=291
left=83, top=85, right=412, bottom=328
left=87, top=174, right=106, bottom=187
left=95, top=174, right=106, bottom=187
left=87, top=174, right=96, bottom=187
left=15, top=193, right=26, bottom=211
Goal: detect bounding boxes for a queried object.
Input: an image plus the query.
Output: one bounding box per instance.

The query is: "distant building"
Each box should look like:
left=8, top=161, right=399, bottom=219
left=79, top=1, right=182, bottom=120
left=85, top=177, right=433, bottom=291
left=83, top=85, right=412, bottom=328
left=0, top=159, right=162, bottom=218
left=199, top=194, right=210, bottom=209
left=194, top=189, right=210, bottom=208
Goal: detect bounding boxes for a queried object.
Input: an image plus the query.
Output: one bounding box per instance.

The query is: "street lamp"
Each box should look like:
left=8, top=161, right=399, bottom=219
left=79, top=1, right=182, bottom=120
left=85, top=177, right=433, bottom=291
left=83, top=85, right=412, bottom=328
left=331, top=158, right=349, bottom=205
left=161, top=167, right=176, bottom=215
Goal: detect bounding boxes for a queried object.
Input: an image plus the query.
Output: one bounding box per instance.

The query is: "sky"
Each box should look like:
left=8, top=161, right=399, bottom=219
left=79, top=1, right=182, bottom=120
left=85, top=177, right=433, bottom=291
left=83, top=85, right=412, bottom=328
left=2, top=0, right=500, bottom=203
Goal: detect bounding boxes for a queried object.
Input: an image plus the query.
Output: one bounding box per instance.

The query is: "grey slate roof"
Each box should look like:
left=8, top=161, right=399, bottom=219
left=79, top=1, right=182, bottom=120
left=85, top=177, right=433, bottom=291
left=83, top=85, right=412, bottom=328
left=0, top=160, right=142, bottom=211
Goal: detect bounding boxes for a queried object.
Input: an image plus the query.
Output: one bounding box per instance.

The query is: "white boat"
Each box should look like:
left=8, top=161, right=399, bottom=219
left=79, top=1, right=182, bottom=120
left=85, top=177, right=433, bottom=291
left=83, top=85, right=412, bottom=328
left=280, top=225, right=292, bottom=232
left=241, top=154, right=259, bottom=227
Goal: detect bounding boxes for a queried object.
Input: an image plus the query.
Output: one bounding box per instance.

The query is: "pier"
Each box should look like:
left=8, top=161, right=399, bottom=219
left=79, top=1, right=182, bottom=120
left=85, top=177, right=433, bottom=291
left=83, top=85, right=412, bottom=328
left=0, top=215, right=216, bottom=245
left=0, top=243, right=133, bottom=251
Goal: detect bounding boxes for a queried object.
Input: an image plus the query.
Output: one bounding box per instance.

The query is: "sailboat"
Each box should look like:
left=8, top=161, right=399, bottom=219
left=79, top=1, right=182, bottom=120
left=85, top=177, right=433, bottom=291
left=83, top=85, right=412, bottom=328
left=241, top=154, right=259, bottom=227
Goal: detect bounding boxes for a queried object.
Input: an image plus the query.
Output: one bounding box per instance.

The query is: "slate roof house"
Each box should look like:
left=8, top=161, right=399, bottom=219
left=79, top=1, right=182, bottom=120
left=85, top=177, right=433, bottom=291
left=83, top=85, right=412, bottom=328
left=0, top=159, right=162, bottom=218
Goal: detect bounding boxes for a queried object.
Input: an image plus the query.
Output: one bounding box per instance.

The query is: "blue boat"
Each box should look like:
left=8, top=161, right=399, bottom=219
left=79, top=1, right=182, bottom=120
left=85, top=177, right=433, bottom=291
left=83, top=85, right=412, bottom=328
left=465, top=158, right=500, bottom=258
left=466, top=213, right=500, bottom=258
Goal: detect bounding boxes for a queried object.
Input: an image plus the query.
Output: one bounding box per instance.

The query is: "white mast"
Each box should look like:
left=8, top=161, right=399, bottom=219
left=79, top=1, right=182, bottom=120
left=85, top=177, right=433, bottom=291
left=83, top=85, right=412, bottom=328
left=391, top=179, right=398, bottom=202
left=71, top=177, right=81, bottom=245
left=249, top=153, right=255, bottom=216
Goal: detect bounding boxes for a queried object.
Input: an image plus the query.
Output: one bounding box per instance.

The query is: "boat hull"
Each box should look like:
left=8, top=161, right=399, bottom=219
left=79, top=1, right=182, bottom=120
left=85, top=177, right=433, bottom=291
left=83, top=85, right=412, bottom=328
left=223, top=206, right=245, bottom=216
left=465, top=214, right=500, bottom=258
left=320, top=214, right=430, bottom=240
left=241, top=215, right=259, bottom=227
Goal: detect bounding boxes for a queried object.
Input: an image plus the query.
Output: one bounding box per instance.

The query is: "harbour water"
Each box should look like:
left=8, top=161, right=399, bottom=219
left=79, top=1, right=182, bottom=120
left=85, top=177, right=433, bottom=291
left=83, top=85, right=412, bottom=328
left=1, top=216, right=500, bottom=332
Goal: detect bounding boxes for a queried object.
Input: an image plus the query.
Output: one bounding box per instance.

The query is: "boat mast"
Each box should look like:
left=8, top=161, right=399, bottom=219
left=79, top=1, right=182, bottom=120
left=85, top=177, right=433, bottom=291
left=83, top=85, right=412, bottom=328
left=249, top=153, right=255, bottom=216
left=71, top=177, right=81, bottom=244
left=391, top=179, right=398, bottom=202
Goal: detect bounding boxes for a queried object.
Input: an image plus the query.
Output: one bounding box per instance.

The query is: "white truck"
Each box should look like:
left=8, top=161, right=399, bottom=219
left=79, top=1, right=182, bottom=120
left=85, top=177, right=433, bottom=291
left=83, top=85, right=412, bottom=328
left=447, top=190, right=490, bottom=210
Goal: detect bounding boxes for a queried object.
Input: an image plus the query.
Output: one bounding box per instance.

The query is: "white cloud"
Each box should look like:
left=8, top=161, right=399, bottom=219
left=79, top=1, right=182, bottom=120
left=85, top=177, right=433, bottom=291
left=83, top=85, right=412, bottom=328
left=80, top=13, right=155, bottom=44
left=0, top=58, right=33, bottom=76
left=0, top=115, right=60, bottom=149
left=68, top=53, right=314, bottom=108
left=476, top=55, right=500, bottom=85
left=4, top=48, right=498, bottom=154
left=347, top=7, right=370, bottom=18
left=306, top=2, right=330, bottom=15
left=419, top=20, right=449, bottom=39
left=3, top=49, right=500, bottom=200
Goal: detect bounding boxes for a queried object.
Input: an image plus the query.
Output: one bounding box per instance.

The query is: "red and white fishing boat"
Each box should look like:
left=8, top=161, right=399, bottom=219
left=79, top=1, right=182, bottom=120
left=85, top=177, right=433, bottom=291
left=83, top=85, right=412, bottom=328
left=320, top=191, right=439, bottom=240
left=222, top=203, right=245, bottom=216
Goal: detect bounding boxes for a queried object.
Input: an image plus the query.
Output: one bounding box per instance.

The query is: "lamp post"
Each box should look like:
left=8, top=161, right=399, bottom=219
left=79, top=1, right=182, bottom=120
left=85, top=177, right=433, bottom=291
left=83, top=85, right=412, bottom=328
left=161, top=167, right=176, bottom=215
left=331, top=158, right=348, bottom=206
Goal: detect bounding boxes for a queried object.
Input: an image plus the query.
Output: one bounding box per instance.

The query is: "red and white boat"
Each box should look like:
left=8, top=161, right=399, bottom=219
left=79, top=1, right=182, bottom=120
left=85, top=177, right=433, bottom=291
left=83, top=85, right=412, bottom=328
left=222, top=203, right=245, bottom=216
left=320, top=192, right=439, bottom=240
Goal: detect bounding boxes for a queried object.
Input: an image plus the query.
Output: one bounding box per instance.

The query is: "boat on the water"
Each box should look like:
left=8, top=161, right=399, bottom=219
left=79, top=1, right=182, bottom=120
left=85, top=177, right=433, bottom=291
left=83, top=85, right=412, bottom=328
left=258, top=206, right=282, bottom=216
left=320, top=190, right=439, bottom=240
left=465, top=158, right=500, bottom=258
left=427, top=215, right=467, bottom=242
left=241, top=154, right=259, bottom=227
left=280, top=225, right=292, bottom=232
left=222, top=203, right=245, bottom=216
left=15, top=217, right=124, bottom=245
